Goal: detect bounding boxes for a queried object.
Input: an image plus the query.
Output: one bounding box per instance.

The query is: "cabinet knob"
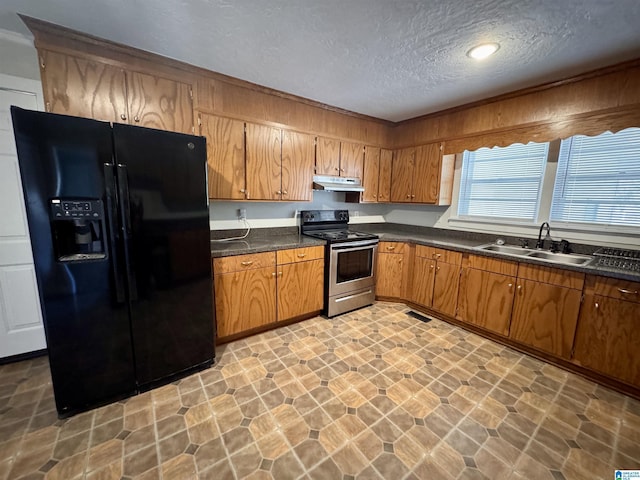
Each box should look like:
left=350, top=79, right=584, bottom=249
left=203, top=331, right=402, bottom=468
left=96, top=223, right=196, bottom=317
left=373, top=194, right=377, bottom=198
left=411, top=195, right=415, bottom=198
left=517, top=285, right=522, bottom=291
left=272, top=272, right=276, bottom=277
left=430, top=264, right=434, bottom=269
left=340, top=168, right=345, bottom=172
left=595, top=302, right=599, bottom=309
left=508, top=283, right=513, bottom=288
left=240, top=261, right=253, bottom=266
left=120, top=114, right=127, bottom=120
left=297, top=253, right=306, bottom=258
left=278, top=271, right=283, bottom=277
left=240, top=189, right=246, bottom=193
left=134, top=116, right=140, bottom=122
left=283, top=190, right=288, bottom=195
left=406, top=194, right=411, bottom=198
left=386, top=246, right=395, bottom=251
left=436, top=266, right=440, bottom=271
left=276, top=191, right=282, bottom=195
left=335, top=167, right=340, bottom=171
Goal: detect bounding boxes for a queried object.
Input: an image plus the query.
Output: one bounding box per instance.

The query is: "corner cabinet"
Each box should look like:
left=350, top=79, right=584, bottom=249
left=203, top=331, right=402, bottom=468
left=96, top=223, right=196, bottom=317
left=509, top=264, right=584, bottom=359
left=213, top=246, right=324, bottom=342
left=390, top=143, right=441, bottom=203
left=572, top=275, right=640, bottom=387
left=40, top=50, right=194, bottom=134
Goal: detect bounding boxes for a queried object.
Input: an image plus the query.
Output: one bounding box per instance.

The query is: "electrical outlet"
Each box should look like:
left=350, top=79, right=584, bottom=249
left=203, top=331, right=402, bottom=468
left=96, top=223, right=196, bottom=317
left=238, top=208, right=247, bottom=220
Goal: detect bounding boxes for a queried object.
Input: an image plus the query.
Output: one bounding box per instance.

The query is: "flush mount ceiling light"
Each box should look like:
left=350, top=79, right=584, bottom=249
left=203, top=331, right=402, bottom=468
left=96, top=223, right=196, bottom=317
left=467, top=43, right=500, bottom=60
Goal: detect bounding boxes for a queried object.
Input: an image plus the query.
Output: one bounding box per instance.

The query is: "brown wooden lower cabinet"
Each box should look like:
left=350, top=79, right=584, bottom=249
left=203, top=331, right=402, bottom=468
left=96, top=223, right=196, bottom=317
left=458, top=268, right=516, bottom=336
left=457, top=254, right=518, bottom=336
left=509, top=264, right=584, bottom=359
left=214, top=265, right=276, bottom=338
left=213, top=246, right=324, bottom=340
left=572, top=275, right=640, bottom=387
left=407, top=245, right=460, bottom=316
left=376, top=242, right=408, bottom=298
left=277, top=259, right=324, bottom=321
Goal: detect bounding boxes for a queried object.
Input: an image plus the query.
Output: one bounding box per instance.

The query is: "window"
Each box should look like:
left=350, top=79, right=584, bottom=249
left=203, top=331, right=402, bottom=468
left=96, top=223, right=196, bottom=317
left=458, top=142, right=549, bottom=221
left=551, top=128, right=640, bottom=228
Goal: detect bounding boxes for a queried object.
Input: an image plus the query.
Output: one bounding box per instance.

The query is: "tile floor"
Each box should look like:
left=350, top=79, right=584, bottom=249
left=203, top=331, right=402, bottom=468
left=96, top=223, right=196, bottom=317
left=1, top=302, right=639, bottom=479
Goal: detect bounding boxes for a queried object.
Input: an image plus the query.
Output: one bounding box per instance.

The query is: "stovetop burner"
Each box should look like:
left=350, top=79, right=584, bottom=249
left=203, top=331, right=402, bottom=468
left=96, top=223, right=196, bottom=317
left=299, top=209, right=378, bottom=244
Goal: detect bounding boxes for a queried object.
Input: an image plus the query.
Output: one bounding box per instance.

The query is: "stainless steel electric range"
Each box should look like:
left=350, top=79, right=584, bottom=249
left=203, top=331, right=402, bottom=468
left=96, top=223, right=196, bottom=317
left=300, top=210, right=379, bottom=317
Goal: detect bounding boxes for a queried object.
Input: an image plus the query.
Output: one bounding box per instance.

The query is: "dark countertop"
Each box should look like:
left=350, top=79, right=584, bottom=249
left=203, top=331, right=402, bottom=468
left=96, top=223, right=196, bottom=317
left=210, top=223, right=640, bottom=282
left=211, top=228, right=325, bottom=258
left=356, top=223, right=640, bottom=283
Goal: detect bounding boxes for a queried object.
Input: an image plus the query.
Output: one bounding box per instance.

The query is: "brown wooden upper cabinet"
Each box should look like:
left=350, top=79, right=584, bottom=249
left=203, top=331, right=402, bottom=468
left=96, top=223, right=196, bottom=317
left=360, top=146, right=392, bottom=203
left=200, top=114, right=246, bottom=200
left=316, top=137, right=364, bottom=179
left=200, top=114, right=314, bottom=200
left=391, top=143, right=441, bottom=203
left=39, top=50, right=194, bottom=134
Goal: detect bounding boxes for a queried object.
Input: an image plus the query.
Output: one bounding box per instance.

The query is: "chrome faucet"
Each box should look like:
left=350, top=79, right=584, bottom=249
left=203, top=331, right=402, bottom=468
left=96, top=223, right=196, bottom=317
left=536, top=222, right=551, bottom=249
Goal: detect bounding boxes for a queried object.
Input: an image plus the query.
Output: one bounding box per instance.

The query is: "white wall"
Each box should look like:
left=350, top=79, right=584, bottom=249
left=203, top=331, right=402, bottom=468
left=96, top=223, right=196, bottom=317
left=0, top=29, right=40, bottom=80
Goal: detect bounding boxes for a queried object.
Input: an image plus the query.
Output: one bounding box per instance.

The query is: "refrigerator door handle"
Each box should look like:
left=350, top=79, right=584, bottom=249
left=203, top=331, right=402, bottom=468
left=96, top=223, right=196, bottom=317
left=103, top=163, right=126, bottom=303
left=116, top=163, right=138, bottom=301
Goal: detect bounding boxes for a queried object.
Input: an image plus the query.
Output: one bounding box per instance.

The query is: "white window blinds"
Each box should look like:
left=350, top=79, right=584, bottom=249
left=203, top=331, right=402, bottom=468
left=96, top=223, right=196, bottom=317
left=551, top=128, right=640, bottom=228
left=458, top=142, right=548, bottom=221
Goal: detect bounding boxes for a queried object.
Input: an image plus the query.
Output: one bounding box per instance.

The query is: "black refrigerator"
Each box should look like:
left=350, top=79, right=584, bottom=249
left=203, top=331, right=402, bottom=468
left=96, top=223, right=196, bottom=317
left=11, top=107, right=215, bottom=417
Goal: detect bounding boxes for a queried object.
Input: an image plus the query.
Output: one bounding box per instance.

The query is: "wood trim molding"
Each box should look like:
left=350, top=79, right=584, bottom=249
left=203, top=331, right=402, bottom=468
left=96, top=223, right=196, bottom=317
left=20, top=14, right=393, bottom=127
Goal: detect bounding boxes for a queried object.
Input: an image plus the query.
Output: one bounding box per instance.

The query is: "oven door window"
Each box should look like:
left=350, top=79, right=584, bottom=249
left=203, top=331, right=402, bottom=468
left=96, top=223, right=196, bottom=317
left=336, top=248, right=373, bottom=283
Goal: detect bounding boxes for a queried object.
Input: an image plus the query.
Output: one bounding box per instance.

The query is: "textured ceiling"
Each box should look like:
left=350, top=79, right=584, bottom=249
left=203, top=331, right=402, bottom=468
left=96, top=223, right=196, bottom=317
left=1, top=0, right=640, bottom=121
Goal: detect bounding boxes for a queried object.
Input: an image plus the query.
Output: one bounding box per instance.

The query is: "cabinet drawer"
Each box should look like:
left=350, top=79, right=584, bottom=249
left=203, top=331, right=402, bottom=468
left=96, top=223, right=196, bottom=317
left=462, top=253, right=518, bottom=276
left=379, top=242, right=406, bottom=254
left=517, top=263, right=584, bottom=290
left=416, top=245, right=461, bottom=265
left=213, top=251, right=276, bottom=274
left=584, top=275, right=640, bottom=303
left=277, top=246, right=325, bottom=264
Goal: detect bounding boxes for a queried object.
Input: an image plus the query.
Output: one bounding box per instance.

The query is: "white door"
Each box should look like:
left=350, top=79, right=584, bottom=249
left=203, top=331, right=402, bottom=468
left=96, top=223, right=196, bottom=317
left=0, top=74, right=46, bottom=358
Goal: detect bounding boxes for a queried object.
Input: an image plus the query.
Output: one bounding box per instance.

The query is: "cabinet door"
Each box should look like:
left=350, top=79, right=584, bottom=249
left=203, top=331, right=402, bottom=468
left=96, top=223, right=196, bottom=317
left=316, top=137, right=340, bottom=175
left=126, top=71, right=194, bottom=134
left=413, top=143, right=441, bottom=204
left=200, top=114, right=246, bottom=199
left=510, top=279, right=581, bottom=358
left=361, top=146, right=380, bottom=202
left=390, top=148, right=414, bottom=203
left=340, top=141, right=364, bottom=178
left=431, top=261, right=460, bottom=316
left=282, top=130, right=314, bottom=201
left=245, top=123, right=282, bottom=200
left=214, top=266, right=276, bottom=338
left=40, top=50, right=127, bottom=124
left=457, top=268, right=515, bottom=336
left=410, top=256, right=435, bottom=307
left=376, top=253, right=404, bottom=298
left=573, top=295, right=640, bottom=387
left=378, top=149, right=393, bottom=202
left=277, top=259, right=324, bottom=321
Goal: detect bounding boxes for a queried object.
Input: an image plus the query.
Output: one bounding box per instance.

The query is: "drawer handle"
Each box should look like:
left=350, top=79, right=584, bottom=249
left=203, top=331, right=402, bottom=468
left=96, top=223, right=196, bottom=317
left=241, top=261, right=253, bottom=266
left=297, top=253, right=307, bottom=258
left=618, top=288, right=638, bottom=295
left=386, top=246, right=395, bottom=251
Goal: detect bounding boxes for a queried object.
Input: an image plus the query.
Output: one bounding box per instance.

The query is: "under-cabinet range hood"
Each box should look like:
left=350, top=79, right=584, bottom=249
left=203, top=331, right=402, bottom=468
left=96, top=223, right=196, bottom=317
left=312, top=175, right=364, bottom=192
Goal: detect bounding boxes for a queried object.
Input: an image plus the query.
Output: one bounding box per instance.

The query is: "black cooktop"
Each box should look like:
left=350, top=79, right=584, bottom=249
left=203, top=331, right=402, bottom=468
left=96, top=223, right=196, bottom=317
left=300, top=209, right=378, bottom=244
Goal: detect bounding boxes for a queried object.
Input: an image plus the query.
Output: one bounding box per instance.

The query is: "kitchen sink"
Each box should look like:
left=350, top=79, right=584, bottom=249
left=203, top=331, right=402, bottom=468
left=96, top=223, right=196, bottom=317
left=477, top=243, right=593, bottom=266
left=481, top=244, right=531, bottom=255
left=525, top=250, right=593, bottom=266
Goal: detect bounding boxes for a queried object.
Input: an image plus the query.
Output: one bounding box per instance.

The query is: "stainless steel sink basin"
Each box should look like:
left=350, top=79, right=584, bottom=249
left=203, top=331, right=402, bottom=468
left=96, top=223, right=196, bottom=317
left=477, top=243, right=594, bottom=266
left=525, top=250, right=593, bottom=266
left=481, top=244, right=530, bottom=255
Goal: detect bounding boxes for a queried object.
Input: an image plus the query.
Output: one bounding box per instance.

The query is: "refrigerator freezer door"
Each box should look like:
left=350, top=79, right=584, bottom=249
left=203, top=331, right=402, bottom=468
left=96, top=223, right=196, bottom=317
left=11, top=107, right=136, bottom=416
left=112, top=123, right=214, bottom=388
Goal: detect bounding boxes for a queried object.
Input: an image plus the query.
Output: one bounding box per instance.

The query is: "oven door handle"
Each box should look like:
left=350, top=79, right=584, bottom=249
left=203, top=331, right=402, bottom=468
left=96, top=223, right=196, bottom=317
left=331, top=240, right=379, bottom=251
